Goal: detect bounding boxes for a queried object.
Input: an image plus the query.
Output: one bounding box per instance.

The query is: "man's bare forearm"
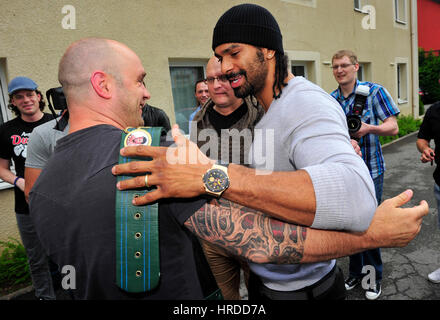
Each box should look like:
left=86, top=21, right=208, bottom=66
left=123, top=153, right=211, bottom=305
left=368, top=116, right=398, bottom=136
left=0, top=159, right=16, bottom=185
left=184, top=198, right=307, bottom=264
left=184, top=198, right=375, bottom=265
left=416, top=138, right=429, bottom=154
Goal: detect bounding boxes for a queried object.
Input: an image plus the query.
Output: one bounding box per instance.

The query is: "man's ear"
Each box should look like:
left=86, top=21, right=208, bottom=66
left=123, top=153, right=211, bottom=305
left=90, top=71, right=112, bottom=99
left=264, top=49, right=276, bottom=60
left=354, top=63, right=360, bottom=72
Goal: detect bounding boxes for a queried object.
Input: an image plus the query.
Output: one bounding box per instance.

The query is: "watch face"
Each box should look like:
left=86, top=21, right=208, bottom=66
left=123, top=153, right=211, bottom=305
left=203, top=169, right=229, bottom=193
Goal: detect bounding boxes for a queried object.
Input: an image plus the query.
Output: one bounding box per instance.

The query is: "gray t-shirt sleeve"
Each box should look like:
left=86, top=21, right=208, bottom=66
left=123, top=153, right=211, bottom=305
left=25, top=120, right=69, bottom=169
left=287, top=91, right=377, bottom=232
left=25, top=127, right=51, bottom=169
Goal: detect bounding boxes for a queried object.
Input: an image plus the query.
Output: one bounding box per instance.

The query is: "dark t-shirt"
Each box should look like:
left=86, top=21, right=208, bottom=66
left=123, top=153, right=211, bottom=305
left=418, top=102, right=440, bottom=185
left=207, top=102, right=248, bottom=136
left=30, top=124, right=208, bottom=299
left=0, top=113, right=53, bottom=214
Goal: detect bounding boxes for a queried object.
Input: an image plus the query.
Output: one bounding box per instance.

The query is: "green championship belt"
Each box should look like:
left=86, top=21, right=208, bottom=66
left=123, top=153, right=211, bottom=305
left=115, top=127, right=162, bottom=293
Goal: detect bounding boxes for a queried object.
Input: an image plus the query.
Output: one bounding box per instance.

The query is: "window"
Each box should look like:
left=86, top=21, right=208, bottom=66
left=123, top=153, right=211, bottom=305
left=358, top=64, right=364, bottom=82
left=397, top=62, right=408, bottom=103
left=0, top=59, right=13, bottom=190
left=169, top=61, right=206, bottom=134
left=0, top=60, right=10, bottom=126
left=286, top=51, right=321, bottom=85
left=281, top=0, right=316, bottom=8
left=291, top=64, right=307, bottom=79
left=395, top=0, right=407, bottom=24
left=354, top=0, right=369, bottom=12
left=357, top=62, right=371, bottom=82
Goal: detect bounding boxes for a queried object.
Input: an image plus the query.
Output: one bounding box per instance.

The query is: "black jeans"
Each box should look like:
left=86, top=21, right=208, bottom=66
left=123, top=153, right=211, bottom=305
left=248, top=265, right=346, bottom=301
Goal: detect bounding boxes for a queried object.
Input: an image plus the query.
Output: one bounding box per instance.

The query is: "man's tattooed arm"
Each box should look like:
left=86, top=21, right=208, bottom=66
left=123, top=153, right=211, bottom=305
left=184, top=198, right=307, bottom=264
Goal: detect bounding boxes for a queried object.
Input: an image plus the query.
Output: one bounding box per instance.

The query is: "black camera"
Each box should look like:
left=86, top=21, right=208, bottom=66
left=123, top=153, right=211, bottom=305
left=46, top=87, right=69, bottom=131
left=46, top=87, right=67, bottom=111
left=347, top=85, right=370, bottom=136
left=347, top=115, right=362, bottom=134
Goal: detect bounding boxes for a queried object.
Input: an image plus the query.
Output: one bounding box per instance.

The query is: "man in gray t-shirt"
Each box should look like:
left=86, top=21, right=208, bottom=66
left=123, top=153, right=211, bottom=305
left=24, top=116, right=69, bottom=201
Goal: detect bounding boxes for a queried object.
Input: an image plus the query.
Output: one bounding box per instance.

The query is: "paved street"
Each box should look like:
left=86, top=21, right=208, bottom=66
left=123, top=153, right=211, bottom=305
left=338, top=132, right=440, bottom=300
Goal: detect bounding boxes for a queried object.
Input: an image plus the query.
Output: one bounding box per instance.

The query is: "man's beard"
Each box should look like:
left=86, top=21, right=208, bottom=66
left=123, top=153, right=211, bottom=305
left=229, top=51, right=268, bottom=99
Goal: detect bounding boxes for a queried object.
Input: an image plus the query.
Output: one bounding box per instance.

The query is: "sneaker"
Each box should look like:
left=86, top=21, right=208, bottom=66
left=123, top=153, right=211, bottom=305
left=365, top=283, right=381, bottom=300
left=344, top=276, right=361, bottom=290
left=428, top=267, right=440, bottom=284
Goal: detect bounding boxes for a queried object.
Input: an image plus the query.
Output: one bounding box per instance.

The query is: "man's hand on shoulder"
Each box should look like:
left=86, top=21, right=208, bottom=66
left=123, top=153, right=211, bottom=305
left=112, top=124, right=215, bottom=205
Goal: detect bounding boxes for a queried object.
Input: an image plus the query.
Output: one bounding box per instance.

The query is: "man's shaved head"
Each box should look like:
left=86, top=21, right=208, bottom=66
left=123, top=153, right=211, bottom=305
left=206, top=56, right=220, bottom=74
left=58, top=38, right=126, bottom=97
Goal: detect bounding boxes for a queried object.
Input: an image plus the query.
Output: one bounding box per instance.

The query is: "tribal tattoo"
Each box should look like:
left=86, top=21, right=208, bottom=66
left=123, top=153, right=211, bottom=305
left=184, top=198, right=307, bottom=264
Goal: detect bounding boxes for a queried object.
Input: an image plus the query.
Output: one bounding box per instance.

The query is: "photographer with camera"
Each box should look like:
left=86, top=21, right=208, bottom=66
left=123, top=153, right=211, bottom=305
left=331, top=50, right=400, bottom=300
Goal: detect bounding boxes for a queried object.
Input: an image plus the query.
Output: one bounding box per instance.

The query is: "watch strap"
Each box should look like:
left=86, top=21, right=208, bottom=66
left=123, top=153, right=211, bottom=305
left=115, top=126, right=162, bottom=293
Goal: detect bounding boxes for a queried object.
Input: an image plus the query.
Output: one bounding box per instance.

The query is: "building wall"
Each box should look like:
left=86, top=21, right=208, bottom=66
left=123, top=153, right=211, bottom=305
left=0, top=189, right=20, bottom=244
left=418, top=0, right=440, bottom=51
left=0, top=0, right=418, bottom=243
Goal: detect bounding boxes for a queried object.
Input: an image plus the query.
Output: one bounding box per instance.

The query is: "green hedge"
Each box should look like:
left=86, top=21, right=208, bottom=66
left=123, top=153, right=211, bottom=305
left=419, top=49, right=440, bottom=104
left=379, top=115, right=422, bottom=145
left=0, top=238, right=31, bottom=286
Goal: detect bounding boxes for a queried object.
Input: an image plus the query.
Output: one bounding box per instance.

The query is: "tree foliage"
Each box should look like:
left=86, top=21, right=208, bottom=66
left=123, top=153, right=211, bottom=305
left=419, top=48, right=440, bottom=104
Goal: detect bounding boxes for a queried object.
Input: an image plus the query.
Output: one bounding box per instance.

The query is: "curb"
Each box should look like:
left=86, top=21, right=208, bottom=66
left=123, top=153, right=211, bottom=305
left=381, top=130, right=419, bottom=149
left=0, top=285, right=33, bottom=300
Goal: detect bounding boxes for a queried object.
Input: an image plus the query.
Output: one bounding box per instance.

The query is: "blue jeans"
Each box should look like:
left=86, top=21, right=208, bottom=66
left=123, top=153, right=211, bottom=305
left=435, top=183, right=440, bottom=229
left=348, top=174, right=383, bottom=283
left=16, top=213, right=56, bottom=300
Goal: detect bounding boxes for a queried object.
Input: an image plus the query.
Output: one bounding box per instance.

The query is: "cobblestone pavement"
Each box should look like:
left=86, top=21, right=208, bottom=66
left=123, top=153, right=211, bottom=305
left=338, top=133, right=440, bottom=300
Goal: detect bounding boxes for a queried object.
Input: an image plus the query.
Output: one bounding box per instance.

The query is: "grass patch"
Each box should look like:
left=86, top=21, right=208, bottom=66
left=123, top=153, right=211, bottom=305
left=0, top=238, right=31, bottom=296
left=379, top=115, right=422, bottom=145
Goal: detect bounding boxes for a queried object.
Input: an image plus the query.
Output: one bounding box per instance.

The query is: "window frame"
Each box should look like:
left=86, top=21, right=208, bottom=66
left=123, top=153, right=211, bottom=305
left=357, top=62, right=372, bottom=82
left=0, top=60, right=14, bottom=191
left=394, top=0, right=407, bottom=25
left=291, top=63, right=308, bottom=80
left=354, top=0, right=363, bottom=12
left=281, top=0, right=317, bottom=8
left=285, top=50, right=321, bottom=86
left=395, top=58, right=409, bottom=105
left=168, top=60, right=207, bottom=135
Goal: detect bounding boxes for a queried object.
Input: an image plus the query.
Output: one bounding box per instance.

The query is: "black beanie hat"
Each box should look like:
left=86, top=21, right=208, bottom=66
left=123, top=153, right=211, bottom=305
left=212, top=3, right=283, bottom=54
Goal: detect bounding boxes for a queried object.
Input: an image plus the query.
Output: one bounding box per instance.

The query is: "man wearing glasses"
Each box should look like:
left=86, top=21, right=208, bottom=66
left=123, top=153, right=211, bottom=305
left=331, top=49, right=400, bottom=300
left=190, top=56, right=265, bottom=299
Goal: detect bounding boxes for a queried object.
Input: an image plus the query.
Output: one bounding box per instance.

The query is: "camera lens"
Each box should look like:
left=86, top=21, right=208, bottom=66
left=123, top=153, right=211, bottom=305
left=347, top=115, right=361, bottom=134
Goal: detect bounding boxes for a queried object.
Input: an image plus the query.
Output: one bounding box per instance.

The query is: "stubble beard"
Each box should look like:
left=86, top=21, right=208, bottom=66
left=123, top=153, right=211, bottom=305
left=233, top=51, right=268, bottom=99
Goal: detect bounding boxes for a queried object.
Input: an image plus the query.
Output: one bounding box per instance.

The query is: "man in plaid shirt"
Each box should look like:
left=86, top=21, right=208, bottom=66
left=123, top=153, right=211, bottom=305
left=331, top=49, right=400, bottom=300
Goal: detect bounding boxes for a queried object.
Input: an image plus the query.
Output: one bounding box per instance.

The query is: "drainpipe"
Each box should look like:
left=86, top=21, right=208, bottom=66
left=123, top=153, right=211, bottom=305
left=410, top=0, right=419, bottom=118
